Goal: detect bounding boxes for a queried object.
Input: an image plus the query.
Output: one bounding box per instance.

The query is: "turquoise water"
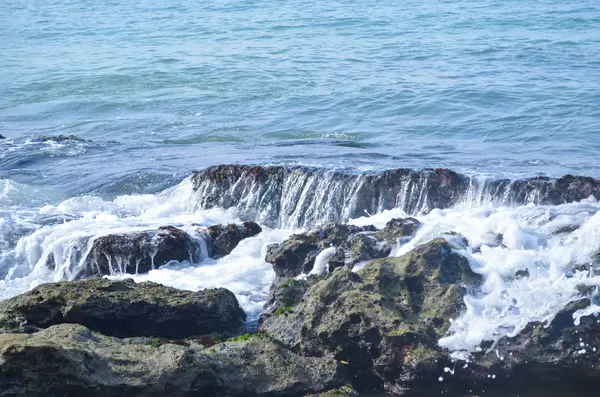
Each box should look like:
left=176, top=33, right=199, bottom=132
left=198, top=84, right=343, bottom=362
left=2, top=0, right=600, bottom=195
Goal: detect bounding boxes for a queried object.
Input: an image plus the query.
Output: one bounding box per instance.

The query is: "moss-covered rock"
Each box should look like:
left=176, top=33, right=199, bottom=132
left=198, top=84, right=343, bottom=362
left=0, top=323, right=347, bottom=397
left=0, top=278, right=246, bottom=338
left=310, top=385, right=359, bottom=397
left=261, top=239, right=482, bottom=393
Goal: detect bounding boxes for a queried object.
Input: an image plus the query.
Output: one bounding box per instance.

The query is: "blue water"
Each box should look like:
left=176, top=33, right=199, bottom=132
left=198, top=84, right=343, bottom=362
left=1, top=0, right=600, bottom=195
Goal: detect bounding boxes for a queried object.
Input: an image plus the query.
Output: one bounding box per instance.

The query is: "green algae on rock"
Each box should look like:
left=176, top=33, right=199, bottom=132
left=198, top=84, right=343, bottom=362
left=0, top=323, right=347, bottom=397
left=0, top=278, right=246, bottom=338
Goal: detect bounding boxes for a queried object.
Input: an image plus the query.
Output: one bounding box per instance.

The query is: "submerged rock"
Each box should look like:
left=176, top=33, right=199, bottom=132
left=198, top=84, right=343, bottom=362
left=30, top=134, right=90, bottom=143
left=0, top=278, right=246, bottom=338
left=0, top=323, right=346, bottom=397
left=261, top=239, right=482, bottom=393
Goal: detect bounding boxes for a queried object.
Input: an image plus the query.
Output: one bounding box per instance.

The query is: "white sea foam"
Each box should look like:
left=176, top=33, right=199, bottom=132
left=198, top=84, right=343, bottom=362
left=353, top=198, right=600, bottom=358
left=0, top=178, right=292, bottom=318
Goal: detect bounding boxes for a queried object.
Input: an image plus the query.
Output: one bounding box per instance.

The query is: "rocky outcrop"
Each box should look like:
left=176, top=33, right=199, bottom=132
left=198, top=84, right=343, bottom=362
left=48, top=222, right=262, bottom=278
left=260, top=239, right=482, bottom=393
left=0, top=323, right=347, bottom=397
left=262, top=220, right=420, bottom=320
left=0, top=134, right=5, bottom=140
left=191, top=164, right=600, bottom=227
left=0, top=278, right=246, bottom=338
left=83, top=226, right=202, bottom=277
left=454, top=300, right=600, bottom=396
left=207, top=221, right=263, bottom=258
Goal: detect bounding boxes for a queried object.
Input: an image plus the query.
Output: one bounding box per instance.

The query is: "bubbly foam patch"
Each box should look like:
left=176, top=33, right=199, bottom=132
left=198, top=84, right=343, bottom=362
left=353, top=198, right=600, bottom=358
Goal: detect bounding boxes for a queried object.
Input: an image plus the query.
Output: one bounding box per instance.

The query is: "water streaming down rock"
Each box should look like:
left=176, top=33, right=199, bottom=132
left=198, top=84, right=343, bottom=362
left=192, top=165, right=600, bottom=228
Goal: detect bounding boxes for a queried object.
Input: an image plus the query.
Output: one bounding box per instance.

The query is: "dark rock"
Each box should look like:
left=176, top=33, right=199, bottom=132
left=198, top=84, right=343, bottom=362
left=0, top=134, right=5, bottom=139
left=260, top=239, right=482, bottom=393
left=51, top=222, right=262, bottom=278
left=381, top=217, right=421, bottom=242
left=83, top=226, right=202, bottom=277
left=266, top=223, right=367, bottom=280
left=452, top=299, right=600, bottom=396
left=191, top=165, right=600, bottom=228
left=336, top=233, right=392, bottom=269
left=0, top=278, right=246, bottom=338
left=312, top=385, right=359, bottom=397
left=207, top=221, right=262, bottom=258
left=263, top=221, right=418, bottom=320
left=0, top=323, right=347, bottom=397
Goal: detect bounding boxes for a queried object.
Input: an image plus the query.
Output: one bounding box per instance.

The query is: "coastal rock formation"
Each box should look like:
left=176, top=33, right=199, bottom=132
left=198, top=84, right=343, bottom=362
left=0, top=278, right=246, bottom=338
left=0, top=323, right=346, bottom=397
left=457, top=300, right=600, bottom=396
left=82, top=226, right=202, bottom=276
left=0, top=134, right=5, bottom=139
left=47, top=222, right=262, bottom=278
left=260, top=239, right=482, bottom=392
left=191, top=164, right=600, bottom=227
left=207, top=221, right=263, bottom=258
left=261, top=219, right=420, bottom=320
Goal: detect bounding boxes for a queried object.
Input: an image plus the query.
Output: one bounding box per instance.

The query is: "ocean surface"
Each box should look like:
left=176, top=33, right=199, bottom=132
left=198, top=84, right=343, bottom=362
left=1, top=0, right=600, bottom=393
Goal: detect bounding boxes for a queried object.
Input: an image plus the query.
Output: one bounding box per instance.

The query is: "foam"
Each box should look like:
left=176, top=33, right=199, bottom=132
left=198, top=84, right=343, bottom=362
left=350, top=199, right=600, bottom=359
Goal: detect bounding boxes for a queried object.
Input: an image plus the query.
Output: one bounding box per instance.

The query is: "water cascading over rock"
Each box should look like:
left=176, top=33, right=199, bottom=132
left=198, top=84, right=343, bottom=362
left=191, top=165, right=600, bottom=228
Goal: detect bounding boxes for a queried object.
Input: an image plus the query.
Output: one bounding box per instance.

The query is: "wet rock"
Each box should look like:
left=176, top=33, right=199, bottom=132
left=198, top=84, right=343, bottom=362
left=54, top=222, right=261, bottom=278
left=191, top=165, right=600, bottom=228
left=311, top=385, right=359, bottom=397
left=83, top=226, right=202, bottom=277
left=260, top=239, right=482, bottom=393
left=334, top=233, right=392, bottom=269
left=207, top=221, right=262, bottom=258
left=381, top=217, right=421, bottom=241
left=0, top=278, right=246, bottom=338
left=0, top=134, right=5, bottom=139
left=266, top=223, right=370, bottom=280
left=455, top=299, right=600, bottom=396
left=0, top=323, right=347, bottom=397
left=263, top=221, right=419, bottom=320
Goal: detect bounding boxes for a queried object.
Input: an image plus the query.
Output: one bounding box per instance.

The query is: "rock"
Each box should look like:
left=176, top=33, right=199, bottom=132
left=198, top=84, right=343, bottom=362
left=380, top=217, right=421, bottom=242
left=207, top=221, right=262, bottom=258
left=0, top=134, right=5, bottom=139
left=457, top=299, right=600, bottom=395
left=311, top=385, right=359, bottom=397
left=260, top=239, right=482, bottom=393
left=0, top=323, right=347, bottom=397
left=51, top=222, right=262, bottom=278
left=83, top=226, right=202, bottom=277
left=263, top=221, right=420, bottom=322
left=0, top=278, right=246, bottom=338
left=266, top=223, right=370, bottom=279
left=191, top=165, right=600, bottom=228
